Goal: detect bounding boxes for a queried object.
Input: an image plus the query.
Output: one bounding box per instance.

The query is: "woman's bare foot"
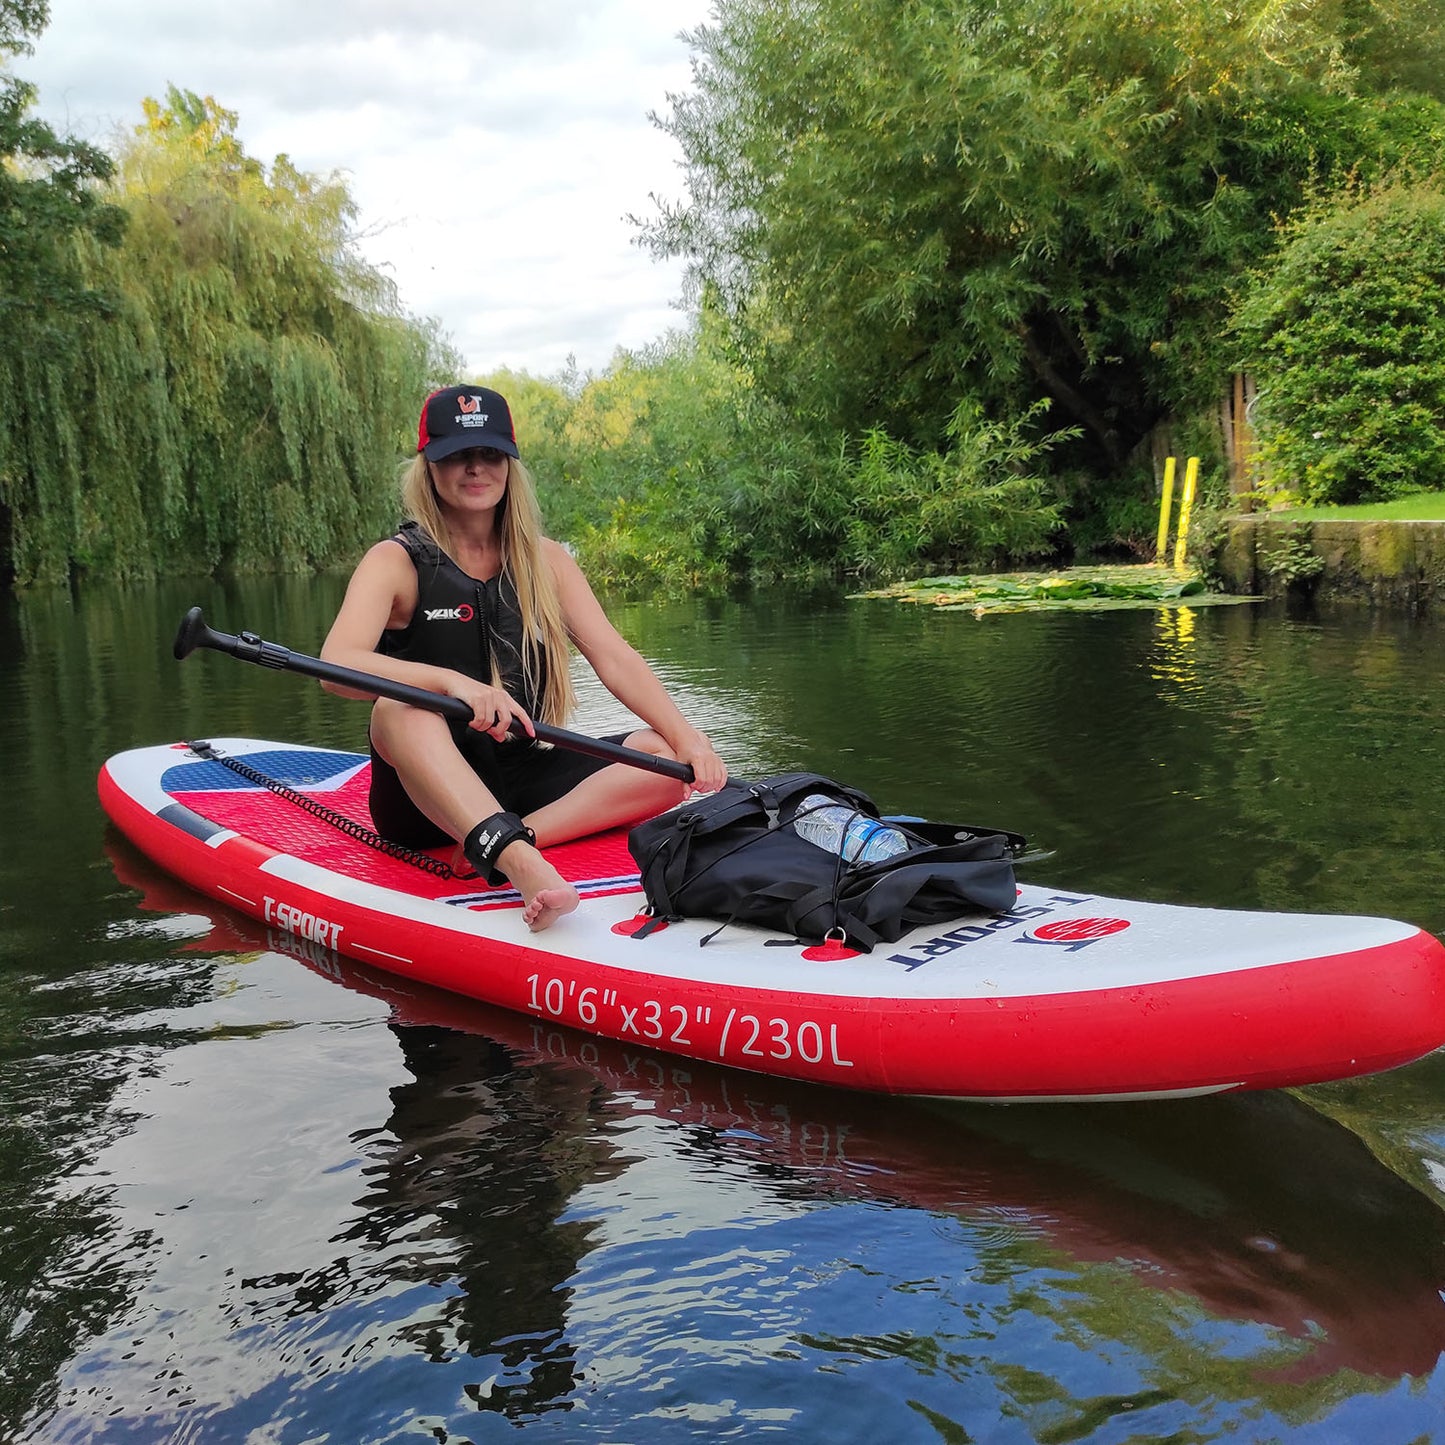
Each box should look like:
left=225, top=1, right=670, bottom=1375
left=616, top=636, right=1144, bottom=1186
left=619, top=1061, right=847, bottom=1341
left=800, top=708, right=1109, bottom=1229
left=522, top=884, right=580, bottom=931
left=497, top=840, right=580, bottom=931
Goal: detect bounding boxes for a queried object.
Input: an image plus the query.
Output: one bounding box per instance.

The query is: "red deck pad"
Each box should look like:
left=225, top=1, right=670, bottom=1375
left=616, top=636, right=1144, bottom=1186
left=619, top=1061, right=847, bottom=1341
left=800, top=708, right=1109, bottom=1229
left=174, top=766, right=643, bottom=910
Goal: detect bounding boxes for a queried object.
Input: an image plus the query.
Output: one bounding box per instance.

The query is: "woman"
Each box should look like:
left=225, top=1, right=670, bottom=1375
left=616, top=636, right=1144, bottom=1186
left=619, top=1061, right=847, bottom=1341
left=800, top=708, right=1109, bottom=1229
left=321, top=384, right=727, bottom=931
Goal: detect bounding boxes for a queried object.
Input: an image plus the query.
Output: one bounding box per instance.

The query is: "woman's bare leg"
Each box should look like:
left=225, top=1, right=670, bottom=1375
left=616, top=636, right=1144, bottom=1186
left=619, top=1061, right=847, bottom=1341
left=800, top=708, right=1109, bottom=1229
left=523, top=729, right=687, bottom=847
left=370, top=699, right=578, bottom=930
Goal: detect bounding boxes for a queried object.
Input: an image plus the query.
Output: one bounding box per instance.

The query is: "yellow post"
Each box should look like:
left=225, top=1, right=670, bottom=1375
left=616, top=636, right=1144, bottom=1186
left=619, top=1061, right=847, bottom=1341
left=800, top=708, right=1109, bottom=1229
left=1155, top=456, right=1177, bottom=563
left=1172, top=456, right=1199, bottom=570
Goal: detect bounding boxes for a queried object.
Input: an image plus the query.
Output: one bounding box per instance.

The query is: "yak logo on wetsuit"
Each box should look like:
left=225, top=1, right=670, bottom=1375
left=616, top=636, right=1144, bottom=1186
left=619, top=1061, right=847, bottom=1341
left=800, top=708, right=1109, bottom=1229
left=423, top=604, right=475, bottom=623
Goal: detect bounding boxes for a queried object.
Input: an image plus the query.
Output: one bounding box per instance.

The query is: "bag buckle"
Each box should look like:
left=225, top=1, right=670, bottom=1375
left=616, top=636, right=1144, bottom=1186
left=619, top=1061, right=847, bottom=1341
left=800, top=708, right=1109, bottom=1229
left=748, top=783, right=781, bottom=829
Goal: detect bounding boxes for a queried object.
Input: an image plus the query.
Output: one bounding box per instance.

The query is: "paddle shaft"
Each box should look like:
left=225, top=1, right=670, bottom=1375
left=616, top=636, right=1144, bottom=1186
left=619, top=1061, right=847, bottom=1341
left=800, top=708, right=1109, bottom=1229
left=173, top=607, right=695, bottom=784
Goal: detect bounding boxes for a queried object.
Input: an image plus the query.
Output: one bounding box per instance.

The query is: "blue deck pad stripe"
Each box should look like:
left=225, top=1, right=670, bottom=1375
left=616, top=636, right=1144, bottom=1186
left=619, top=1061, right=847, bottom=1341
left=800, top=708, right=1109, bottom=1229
left=442, top=873, right=642, bottom=909
left=161, top=749, right=369, bottom=794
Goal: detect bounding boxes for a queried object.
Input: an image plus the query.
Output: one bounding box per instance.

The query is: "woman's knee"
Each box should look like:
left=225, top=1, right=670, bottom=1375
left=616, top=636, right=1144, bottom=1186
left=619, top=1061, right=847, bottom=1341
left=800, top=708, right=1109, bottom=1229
left=623, top=727, right=672, bottom=759
left=371, top=698, right=452, bottom=762
left=619, top=731, right=688, bottom=806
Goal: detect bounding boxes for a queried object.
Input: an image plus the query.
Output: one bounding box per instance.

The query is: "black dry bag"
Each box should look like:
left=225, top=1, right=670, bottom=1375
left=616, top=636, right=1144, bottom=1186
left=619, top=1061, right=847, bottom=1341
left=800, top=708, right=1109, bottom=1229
left=626, top=772, right=1025, bottom=952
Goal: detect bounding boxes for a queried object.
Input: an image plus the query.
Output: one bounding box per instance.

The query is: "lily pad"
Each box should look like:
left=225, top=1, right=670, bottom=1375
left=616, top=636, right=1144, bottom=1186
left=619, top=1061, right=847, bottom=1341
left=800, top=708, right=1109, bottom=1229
left=854, top=565, right=1257, bottom=615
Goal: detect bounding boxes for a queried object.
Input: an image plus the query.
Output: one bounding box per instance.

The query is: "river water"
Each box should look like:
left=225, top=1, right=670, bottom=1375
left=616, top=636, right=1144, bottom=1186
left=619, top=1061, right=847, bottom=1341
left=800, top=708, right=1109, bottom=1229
left=5, top=575, right=1445, bottom=1442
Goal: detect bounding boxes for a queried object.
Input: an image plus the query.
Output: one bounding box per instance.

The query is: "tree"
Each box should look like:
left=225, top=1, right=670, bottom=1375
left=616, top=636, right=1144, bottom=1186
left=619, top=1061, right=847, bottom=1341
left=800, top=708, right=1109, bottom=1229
left=477, top=315, right=1062, bottom=587
left=3, top=83, right=458, bottom=584
left=642, top=0, right=1445, bottom=476
left=0, top=0, right=124, bottom=336
left=1, top=0, right=127, bottom=579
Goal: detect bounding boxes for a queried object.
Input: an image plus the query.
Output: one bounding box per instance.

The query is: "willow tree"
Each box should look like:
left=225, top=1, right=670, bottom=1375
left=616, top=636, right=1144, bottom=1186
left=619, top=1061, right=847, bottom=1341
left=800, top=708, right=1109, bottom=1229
left=643, top=0, right=1445, bottom=477
left=0, top=0, right=126, bottom=579
left=5, top=87, right=457, bottom=585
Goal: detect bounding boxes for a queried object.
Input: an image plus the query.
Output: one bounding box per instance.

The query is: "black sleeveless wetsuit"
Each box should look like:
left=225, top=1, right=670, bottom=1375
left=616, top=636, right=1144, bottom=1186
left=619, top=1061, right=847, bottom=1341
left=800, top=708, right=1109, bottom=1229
left=368, top=522, right=623, bottom=846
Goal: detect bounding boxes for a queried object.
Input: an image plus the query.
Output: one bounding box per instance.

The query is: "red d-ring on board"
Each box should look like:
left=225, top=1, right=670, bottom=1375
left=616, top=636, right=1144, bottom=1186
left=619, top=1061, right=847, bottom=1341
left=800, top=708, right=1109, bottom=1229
left=613, top=913, right=666, bottom=937
left=802, top=930, right=860, bottom=962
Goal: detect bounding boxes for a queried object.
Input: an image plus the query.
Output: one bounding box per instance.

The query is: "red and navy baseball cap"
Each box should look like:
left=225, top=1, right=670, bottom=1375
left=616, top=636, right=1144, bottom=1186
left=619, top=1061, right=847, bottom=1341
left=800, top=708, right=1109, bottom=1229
left=417, top=385, right=519, bottom=461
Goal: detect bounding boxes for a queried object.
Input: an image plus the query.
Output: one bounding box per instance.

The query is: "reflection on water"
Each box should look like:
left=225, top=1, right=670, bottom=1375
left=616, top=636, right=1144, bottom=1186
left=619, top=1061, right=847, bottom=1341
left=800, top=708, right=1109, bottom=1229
left=14, top=839, right=1445, bottom=1442
left=1151, top=603, right=1203, bottom=697
left=6, top=578, right=1445, bottom=1440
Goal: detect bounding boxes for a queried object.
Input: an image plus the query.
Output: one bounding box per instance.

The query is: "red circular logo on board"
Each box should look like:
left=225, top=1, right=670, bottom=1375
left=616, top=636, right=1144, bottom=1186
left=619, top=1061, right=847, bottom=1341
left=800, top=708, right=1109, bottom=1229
left=1034, top=917, right=1131, bottom=942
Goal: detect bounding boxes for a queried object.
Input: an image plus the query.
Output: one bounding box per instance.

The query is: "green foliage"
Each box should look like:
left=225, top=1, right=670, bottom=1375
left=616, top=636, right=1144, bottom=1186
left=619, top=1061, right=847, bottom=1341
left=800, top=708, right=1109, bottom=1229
left=835, top=402, right=1065, bottom=576
left=643, top=0, right=1445, bottom=477
left=1184, top=501, right=1231, bottom=590
left=1, top=83, right=458, bottom=585
left=0, top=1, right=125, bottom=337
left=494, top=326, right=846, bottom=587
left=1, top=0, right=126, bottom=581
left=1060, top=471, right=1161, bottom=560
left=14, top=1, right=1443, bottom=587
left=1257, top=522, right=1326, bottom=584
left=485, top=325, right=1062, bottom=588
left=1231, top=178, right=1445, bottom=504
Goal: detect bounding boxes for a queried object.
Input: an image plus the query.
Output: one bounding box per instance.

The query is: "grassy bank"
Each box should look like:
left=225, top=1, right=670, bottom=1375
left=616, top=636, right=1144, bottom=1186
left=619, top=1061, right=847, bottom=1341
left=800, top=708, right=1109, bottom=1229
left=1264, top=496, right=1445, bottom=522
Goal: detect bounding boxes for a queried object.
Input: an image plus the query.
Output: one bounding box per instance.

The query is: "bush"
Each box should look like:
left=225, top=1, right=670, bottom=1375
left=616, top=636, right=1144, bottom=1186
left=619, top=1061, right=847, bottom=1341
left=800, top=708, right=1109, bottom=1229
left=1232, top=178, right=1445, bottom=504
left=836, top=402, right=1065, bottom=577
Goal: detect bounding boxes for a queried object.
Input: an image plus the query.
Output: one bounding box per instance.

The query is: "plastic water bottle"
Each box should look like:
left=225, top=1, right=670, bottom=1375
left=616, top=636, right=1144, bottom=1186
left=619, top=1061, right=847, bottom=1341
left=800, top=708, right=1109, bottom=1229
left=792, top=794, right=911, bottom=864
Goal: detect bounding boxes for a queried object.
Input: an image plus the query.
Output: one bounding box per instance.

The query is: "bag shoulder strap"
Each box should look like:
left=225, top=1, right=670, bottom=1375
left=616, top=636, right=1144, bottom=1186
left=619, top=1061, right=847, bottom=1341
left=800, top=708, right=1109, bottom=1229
left=900, top=819, right=1028, bottom=855
left=760, top=772, right=879, bottom=821
left=661, top=773, right=869, bottom=840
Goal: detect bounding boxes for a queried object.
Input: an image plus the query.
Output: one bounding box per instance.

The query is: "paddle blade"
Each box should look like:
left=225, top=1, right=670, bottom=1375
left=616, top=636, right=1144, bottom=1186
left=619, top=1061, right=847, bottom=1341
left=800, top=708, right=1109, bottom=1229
left=173, top=606, right=212, bottom=660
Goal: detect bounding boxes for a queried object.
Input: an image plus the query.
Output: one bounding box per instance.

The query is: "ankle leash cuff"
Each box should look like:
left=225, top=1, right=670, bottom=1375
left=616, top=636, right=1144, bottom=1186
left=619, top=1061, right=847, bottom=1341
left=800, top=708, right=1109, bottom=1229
left=463, top=811, right=536, bottom=886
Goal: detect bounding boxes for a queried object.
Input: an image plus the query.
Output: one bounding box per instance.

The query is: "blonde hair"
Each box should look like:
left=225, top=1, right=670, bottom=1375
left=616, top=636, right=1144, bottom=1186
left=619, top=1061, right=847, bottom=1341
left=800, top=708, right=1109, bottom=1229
left=399, top=451, right=577, bottom=726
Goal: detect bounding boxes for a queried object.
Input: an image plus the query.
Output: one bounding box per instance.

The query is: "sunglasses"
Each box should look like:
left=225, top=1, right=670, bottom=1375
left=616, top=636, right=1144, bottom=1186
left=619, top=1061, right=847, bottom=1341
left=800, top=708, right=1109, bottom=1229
left=437, top=447, right=509, bottom=467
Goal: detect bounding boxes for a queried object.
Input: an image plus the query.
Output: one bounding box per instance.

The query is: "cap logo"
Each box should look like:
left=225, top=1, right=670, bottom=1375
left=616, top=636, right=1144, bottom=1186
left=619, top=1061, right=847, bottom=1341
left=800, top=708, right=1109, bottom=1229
left=419, top=385, right=516, bottom=457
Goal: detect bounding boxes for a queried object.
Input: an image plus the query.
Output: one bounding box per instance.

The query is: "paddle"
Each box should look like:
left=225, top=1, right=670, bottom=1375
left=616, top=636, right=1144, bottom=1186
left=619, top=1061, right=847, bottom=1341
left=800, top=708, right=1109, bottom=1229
left=172, top=606, right=696, bottom=784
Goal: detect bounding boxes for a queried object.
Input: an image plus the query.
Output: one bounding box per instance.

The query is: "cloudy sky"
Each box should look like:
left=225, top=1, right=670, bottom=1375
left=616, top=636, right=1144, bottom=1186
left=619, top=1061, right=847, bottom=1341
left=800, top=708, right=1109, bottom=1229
left=22, top=0, right=713, bottom=379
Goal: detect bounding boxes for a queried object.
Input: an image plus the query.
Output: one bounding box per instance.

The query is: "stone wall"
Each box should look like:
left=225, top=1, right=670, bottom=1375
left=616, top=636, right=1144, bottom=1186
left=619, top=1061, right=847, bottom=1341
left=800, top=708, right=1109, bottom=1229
left=1215, top=516, right=1445, bottom=609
